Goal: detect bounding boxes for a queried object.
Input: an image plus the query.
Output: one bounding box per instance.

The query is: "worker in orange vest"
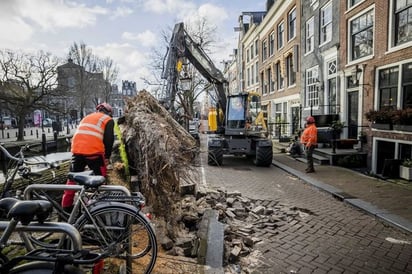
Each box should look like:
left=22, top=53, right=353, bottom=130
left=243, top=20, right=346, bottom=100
left=300, top=116, right=318, bottom=173
left=61, top=103, right=115, bottom=212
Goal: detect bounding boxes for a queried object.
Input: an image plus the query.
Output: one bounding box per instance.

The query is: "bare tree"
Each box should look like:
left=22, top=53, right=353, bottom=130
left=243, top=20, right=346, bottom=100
left=97, top=56, right=119, bottom=103
left=67, top=42, right=104, bottom=118
left=0, top=49, right=60, bottom=141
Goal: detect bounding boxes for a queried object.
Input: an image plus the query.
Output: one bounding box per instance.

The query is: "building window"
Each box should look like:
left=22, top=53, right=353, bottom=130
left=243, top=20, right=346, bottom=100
left=288, top=8, right=296, bottom=40
left=276, top=62, right=284, bottom=90
left=306, top=66, right=319, bottom=107
left=250, top=44, right=254, bottom=59
left=394, top=1, right=412, bottom=46
left=378, top=66, right=399, bottom=109
left=402, top=62, right=412, bottom=108
left=67, top=76, right=75, bottom=89
left=286, top=55, right=296, bottom=86
left=348, top=0, right=363, bottom=9
left=255, top=40, right=259, bottom=56
left=320, top=2, right=332, bottom=45
left=255, top=61, right=259, bottom=84
left=327, top=59, right=337, bottom=113
left=277, top=22, right=284, bottom=49
left=260, top=72, right=265, bottom=94
left=246, top=49, right=250, bottom=63
left=269, top=32, right=275, bottom=56
left=262, top=39, right=268, bottom=61
left=267, top=68, right=272, bottom=93
left=350, top=9, right=374, bottom=61
left=251, top=64, right=255, bottom=85
left=306, top=17, right=314, bottom=53
left=247, top=67, right=251, bottom=87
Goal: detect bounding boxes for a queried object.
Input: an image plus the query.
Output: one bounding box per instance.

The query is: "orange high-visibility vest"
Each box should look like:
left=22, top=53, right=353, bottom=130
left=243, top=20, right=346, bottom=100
left=300, top=124, right=318, bottom=147
left=71, top=112, right=112, bottom=155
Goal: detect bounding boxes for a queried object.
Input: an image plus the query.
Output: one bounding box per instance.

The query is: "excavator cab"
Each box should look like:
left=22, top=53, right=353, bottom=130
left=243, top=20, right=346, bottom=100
left=225, top=93, right=267, bottom=137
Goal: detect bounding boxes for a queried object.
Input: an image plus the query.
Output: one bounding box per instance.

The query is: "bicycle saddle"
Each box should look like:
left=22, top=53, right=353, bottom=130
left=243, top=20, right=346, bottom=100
left=0, top=197, right=20, bottom=216
left=67, top=173, right=106, bottom=188
left=8, top=200, right=53, bottom=225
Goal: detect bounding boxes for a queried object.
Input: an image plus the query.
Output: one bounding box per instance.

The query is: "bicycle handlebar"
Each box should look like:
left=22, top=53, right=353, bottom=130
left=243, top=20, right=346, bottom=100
left=0, top=143, right=60, bottom=169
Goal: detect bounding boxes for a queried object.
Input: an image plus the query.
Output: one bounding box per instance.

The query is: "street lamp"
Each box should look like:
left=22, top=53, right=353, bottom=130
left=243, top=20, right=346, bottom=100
left=180, top=73, right=192, bottom=92
left=351, top=64, right=365, bottom=85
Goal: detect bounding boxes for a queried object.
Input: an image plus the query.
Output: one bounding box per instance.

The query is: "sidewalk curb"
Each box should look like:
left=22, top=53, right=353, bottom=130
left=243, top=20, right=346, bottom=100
left=272, top=159, right=412, bottom=234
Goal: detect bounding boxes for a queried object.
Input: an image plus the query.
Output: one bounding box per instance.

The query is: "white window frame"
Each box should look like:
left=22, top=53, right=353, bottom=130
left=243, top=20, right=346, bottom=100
left=276, top=62, right=284, bottom=91
left=286, top=55, right=296, bottom=87
left=262, top=39, right=268, bottom=61
left=306, top=66, right=319, bottom=108
left=305, top=17, right=315, bottom=54
left=269, top=31, right=275, bottom=56
left=255, top=61, right=259, bottom=84
left=348, top=6, right=374, bottom=63
left=277, top=21, right=284, bottom=50
left=254, top=40, right=259, bottom=56
left=388, top=0, right=412, bottom=51
left=288, top=7, right=297, bottom=41
left=320, top=2, right=332, bottom=46
left=326, top=58, right=338, bottom=114
left=251, top=63, right=255, bottom=85
left=347, top=0, right=364, bottom=10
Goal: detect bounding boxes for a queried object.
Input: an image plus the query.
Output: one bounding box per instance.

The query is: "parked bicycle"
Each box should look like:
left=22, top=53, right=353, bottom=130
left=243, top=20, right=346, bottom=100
left=0, top=143, right=158, bottom=273
left=23, top=173, right=157, bottom=274
left=0, top=143, right=60, bottom=199
left=0, top=197, right=106, bottom=273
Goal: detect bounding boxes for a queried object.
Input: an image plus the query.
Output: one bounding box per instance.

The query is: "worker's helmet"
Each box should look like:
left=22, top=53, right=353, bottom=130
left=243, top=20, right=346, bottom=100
left=306, top=116, right=315, bottom=124
left=96, top=102, right=113, bottom=116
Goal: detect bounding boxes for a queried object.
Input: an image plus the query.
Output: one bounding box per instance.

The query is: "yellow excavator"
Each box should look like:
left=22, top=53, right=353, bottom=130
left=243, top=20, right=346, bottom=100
left=162, top=22, right=272, bottom=166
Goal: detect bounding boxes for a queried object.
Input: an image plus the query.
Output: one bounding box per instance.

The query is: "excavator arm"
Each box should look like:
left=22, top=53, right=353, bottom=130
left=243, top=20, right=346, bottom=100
left=162, top=22, right=227, bottom=128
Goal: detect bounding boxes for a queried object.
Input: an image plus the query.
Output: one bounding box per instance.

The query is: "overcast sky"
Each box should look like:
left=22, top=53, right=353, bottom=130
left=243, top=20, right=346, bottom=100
left=0, top=0, right=265, bottom=91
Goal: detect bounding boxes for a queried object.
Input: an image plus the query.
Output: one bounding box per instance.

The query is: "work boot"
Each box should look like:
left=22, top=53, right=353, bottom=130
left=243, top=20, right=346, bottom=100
left=306, top=169, right=315, bottom=173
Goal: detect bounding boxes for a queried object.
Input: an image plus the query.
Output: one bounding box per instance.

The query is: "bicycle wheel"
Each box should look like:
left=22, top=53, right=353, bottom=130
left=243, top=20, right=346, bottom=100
left=76, top=202, right=157, bottom=274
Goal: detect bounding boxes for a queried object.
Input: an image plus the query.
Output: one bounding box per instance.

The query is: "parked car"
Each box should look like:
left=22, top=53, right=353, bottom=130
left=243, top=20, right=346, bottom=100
left=188, top=120, right=200, bottom=143
left=42, top=118, right=53, bottom=127
left=0, top=117, right=17, bottom=129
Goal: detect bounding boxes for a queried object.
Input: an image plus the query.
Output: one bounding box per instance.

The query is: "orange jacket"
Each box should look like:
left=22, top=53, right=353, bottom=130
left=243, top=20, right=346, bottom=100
left=300, top=124, right=318, bottom=147
left=71, top=112, right=113, bottom=156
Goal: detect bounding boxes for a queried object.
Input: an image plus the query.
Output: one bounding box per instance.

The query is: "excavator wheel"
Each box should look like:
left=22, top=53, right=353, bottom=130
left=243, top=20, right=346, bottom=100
left=208, top=148, right=223, bottom=166
left=253, top=145, right=273, bottom=167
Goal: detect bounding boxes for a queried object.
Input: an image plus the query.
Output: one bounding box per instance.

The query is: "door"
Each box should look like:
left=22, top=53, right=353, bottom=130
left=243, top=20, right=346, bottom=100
left=347, top=91, right=358, bottom=139
left=291, top=106, right=300, bottom=135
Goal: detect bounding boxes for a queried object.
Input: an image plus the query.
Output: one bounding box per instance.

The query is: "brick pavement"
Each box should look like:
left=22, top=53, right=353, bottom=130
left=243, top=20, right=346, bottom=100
left=203, top=150, right=412, bottom=273
left=273, top=153, right=412, bottom=233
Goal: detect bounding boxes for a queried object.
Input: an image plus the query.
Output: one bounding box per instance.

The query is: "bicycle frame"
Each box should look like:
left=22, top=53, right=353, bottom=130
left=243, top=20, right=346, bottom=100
left=0, top=221, right=82, bottom=252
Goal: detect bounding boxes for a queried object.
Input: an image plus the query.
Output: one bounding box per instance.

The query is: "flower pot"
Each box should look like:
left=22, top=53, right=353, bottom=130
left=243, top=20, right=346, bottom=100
left=399, top=165, right=412, bottom=181
left=371, top=123, right=392, bottom=130
left=393, top=124, right=412, bottom=132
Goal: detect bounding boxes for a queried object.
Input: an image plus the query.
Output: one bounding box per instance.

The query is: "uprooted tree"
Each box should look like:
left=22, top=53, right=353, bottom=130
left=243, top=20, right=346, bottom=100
left=114, top=89, right=198, bottom=239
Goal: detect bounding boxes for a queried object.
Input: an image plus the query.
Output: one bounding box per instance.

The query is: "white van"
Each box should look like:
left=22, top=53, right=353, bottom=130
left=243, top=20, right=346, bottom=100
left=0, top=117, right=17, bottom=129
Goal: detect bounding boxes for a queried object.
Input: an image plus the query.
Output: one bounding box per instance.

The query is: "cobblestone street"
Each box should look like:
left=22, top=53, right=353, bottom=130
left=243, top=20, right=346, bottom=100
left=201, top=149, right=412, bottom=273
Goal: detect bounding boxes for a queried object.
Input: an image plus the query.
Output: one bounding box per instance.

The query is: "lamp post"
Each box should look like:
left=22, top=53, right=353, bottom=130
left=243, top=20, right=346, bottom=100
left=41, top=109, right=47, bottom=156
left=179, top=73, right=192, bottom=131
left=0, top=113, right=4, bottom=139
